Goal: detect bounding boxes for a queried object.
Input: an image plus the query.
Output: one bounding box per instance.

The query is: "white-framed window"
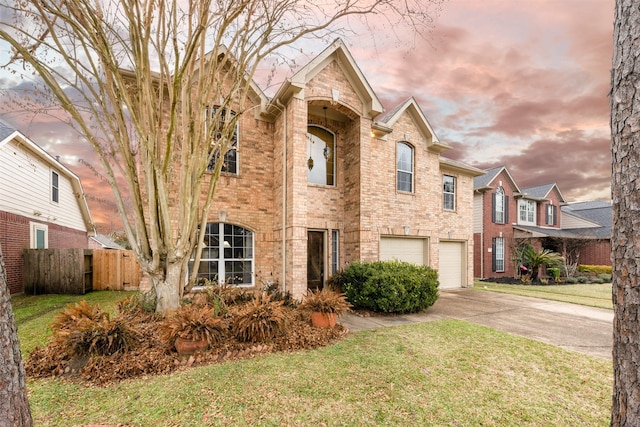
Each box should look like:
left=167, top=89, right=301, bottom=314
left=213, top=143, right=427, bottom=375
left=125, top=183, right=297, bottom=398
left=518, top=199, right=536, bottom=225
left=443, top=175, right=456, bottom=211
left=206, top=107, right=238, bottom=175
left=493, top=237, right=505, bottom=272
left=331, top=230, right=339, bottom=275
left=307, top=125, right=335, bottom=186
left=493, top=186, right=507, bottom=224
left=51, top=171, right=59, bottom=203
left=190, top=222, right=254, bottom=286
left=396, top=142, right=414, bottom=192
left=30, top=222, right=48, bottom=249
left=546, top=203, right=557, bottom=226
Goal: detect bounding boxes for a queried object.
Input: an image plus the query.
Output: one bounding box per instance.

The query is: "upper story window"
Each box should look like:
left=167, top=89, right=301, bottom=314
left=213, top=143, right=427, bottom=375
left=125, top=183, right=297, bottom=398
left=518, top=199, right=536, bottom=225
left=206, top=107, right=238, bottom=175
left=493, top=186, right=508, bottom=224
left=443, top=175, right=456, bottom=211
left=51, top=171, right=59, bottom=203
left=307, top=125, right=335, bottom=186
left=396, top=142, right=414, bottom=193
left=546, top=203, right=557, bottom=226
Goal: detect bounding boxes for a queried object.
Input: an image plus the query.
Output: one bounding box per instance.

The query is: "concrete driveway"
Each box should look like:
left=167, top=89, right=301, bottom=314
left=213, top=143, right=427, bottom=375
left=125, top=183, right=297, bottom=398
left=339, top=288, right=613, bottom=360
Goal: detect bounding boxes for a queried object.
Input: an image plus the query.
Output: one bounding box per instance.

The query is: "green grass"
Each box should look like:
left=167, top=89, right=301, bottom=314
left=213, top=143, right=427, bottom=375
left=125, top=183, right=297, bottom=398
left=475, top=281, right=613, bottom=310
left=11, top=290, right=131, bottom=355
left=13, top=291, right=612, bottom=426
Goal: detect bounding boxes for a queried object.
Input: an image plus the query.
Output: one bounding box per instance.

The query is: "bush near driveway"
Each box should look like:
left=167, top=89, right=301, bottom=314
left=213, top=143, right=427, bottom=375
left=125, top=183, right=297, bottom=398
left=331, top=261, right=439, bottom=313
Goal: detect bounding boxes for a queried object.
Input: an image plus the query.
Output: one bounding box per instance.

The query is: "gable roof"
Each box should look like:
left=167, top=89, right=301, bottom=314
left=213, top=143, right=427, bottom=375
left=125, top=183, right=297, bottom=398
left=473, top=165, right=521, bottom=193
left=440, top=156, right=485, bottom=177
left=269, top=38, right=383, bottom=118
left=521, top=183, right=566, bottom=203
left=0, top=121, right=96, bottom=235
left=375, top=97, right=450, bottom=153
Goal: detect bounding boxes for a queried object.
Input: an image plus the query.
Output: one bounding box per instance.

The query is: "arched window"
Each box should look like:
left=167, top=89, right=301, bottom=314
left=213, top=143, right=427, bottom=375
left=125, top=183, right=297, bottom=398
left=397, top=142, right=414, bottom=192
left=190, top=223, right=254, bottom=286
left=494, top=186, right=505, bottom=223
left=307, top=126, right=335, bottom=186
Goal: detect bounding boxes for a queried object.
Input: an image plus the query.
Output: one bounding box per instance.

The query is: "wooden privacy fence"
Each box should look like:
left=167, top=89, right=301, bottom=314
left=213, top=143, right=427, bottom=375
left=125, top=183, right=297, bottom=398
left=24, top=248, right=93, bottom=295
left=92, top=249, right=140, bottom=291
left=23, top=249, right=140, bottom=295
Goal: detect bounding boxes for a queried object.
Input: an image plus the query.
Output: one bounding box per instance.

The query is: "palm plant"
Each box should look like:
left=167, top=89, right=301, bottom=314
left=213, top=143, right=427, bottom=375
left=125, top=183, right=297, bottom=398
left=522, top=246, right=564, bottom=281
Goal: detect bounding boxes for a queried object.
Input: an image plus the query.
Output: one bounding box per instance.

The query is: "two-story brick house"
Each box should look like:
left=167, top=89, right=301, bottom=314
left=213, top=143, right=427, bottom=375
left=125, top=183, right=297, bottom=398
left=191, top=39, right=483, bottom=298
left=473, top=164, right=611, bottom=280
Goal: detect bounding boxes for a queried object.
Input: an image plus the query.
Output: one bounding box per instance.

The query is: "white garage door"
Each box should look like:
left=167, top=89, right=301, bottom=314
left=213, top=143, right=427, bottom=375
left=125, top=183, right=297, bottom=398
left=439, top=242, right=464, bottom=289
left=379, top=237, right=427, bottom=265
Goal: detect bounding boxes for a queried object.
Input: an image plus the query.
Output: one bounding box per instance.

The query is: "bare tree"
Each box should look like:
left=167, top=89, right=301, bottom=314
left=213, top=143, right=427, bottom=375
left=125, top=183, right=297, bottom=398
left=611, top=0, right=640, bottom=424
left=0, top=242, right=33, bottom=427
left=0, top=0, right=442, bottom=314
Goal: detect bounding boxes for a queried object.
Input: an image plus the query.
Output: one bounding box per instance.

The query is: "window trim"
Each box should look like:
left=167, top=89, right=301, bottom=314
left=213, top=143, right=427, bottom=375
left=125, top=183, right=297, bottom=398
left=206, top=106, right=239, bottom=175
left=51, top=171, right=59, bottom=204
left=492, top=237, right=505, bottom=272
left=443, top=175, right=456, bottom=211
left=307, top=125, right=336, bottom=186
left=191, top=222, right=254, bottom=286
left=396, top=141, right=414, bottom=193
left=30, top=222, right=48, bottom=249
left=331, top=230, right=339, bottom=275
left=518, top=199, right=536, bottom=225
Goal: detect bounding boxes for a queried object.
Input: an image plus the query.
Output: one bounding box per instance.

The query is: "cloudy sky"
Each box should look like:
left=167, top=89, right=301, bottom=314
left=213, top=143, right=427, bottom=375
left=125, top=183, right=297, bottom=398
left=0, top=0, right=614, bottom=231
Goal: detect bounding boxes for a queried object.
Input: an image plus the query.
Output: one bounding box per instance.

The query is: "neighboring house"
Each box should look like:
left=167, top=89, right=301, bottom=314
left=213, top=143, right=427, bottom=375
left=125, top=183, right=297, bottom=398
left=187, top=39, right=484, bottom=298
left=89, top=234, right=126, bottom=250
left=0, top=120, right=95, bottom=294
left=474, top=165, right=610, bottom=279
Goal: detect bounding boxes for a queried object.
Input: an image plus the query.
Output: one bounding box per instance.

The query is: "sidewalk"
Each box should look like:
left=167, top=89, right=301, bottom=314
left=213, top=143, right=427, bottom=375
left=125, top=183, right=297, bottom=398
left=338, top=288, right=613, bottom=359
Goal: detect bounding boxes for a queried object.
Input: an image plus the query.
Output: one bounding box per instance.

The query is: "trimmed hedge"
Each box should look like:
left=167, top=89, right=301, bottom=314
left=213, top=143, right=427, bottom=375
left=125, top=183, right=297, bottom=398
left=329, top=261, right=439, bottom=314
left=578, top=265, right=612, bottom=275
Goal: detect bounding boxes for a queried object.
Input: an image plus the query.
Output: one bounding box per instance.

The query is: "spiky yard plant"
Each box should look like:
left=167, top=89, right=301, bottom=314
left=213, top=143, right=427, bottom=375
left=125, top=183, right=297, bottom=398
left=51, top=300, right=107, bottom=337
left=159, top=304, right=226, bottom=347
left=298, top=288, right=352, bottom=314
left=232, top=293, right=287, bottom=343
left=65, top=316, right=139, bottom=357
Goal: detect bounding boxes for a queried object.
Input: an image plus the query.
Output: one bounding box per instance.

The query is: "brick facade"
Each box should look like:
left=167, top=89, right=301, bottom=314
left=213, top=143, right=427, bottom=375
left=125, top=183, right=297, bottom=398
left=187, top=40, right=482, bottom=298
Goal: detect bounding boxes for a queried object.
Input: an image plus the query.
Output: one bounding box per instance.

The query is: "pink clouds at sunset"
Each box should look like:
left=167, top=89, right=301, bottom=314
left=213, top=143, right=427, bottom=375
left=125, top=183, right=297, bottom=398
left=0, top=0, right=614, bottom=232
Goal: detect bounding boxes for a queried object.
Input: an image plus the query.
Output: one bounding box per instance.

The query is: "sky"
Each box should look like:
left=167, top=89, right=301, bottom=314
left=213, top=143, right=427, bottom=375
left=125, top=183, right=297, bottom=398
left=0, top=0, right=614, bottom=232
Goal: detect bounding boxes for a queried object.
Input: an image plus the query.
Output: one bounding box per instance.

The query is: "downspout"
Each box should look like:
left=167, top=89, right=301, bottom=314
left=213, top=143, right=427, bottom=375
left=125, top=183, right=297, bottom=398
left=276, top=98, right=287, bottom=294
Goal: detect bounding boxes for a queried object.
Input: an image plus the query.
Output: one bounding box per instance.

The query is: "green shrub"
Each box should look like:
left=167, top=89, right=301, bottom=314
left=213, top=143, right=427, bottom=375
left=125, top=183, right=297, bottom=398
left=578, top=265, right=612, bottom=275
left=592, top=278, right=605, bottom=284
left=565, top=277, right=578, bottom=284
left=597, top=273, right=612, bottom=283
left=546, top=267, right=561, bottom=282
left=577, top=276, right=589, bottom=284
left=332, top=261, right=439, bottom=314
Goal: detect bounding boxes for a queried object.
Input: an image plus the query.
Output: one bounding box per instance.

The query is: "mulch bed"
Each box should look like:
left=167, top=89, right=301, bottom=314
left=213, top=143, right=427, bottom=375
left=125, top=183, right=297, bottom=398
left=25, top=308, right=348, bottom=386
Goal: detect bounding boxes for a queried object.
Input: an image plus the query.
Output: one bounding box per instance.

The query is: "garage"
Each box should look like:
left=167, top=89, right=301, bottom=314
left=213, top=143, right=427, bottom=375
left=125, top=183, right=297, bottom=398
left=379, top=237, right=428, bottom=265
left=438, top=241, right=465, bottom=289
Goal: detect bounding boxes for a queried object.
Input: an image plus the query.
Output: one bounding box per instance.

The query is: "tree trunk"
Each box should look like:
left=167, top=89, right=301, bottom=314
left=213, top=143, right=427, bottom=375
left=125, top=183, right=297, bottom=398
left=611, top=1, right=640, bottom=425
left=153, top=261, right=184, bottom=314
left=0, top=242, right=33, bottom=426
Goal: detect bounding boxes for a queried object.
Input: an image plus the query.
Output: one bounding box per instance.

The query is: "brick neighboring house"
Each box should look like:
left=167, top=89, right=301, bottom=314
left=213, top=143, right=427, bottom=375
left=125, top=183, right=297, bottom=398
left=188, top=39, right=484, bottom=298
left=474, top=165, right=611, bottom=280
left=0, top=120, right=95, bottom=294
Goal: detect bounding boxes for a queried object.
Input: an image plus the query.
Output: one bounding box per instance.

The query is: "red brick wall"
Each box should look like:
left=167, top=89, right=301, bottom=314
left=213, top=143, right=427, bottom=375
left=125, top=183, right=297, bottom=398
left=477, top=171, right=518, bottom=279
left=0, top=211, right=88, bottom=294
left=579, top=240, right=611, bottom=266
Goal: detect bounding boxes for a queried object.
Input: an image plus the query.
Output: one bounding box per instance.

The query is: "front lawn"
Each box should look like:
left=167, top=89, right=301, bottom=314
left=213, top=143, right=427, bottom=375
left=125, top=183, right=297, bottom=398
left=11, top=291, right=611, bottom=426
left=475, top=281, right=612, bottom=310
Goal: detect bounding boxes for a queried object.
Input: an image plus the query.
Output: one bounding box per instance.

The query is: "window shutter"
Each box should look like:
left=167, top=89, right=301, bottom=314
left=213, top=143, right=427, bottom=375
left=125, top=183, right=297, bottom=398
left=492, top=193, right=497, bottom=222
left=553, top=205, right=558, bottom=226
left=492, top=238, right=497, bottom=272
left=504, top=196, right=509, bottom=224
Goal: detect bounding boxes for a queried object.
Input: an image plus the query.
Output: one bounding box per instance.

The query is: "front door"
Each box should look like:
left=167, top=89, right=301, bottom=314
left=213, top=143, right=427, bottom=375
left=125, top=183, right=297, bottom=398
left=307, top=231, right=324, bottom=291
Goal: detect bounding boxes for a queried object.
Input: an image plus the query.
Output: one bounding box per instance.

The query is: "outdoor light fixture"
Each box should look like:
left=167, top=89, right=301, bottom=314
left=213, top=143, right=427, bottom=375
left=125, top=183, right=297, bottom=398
left=404, top=226, right=410, bottom=236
